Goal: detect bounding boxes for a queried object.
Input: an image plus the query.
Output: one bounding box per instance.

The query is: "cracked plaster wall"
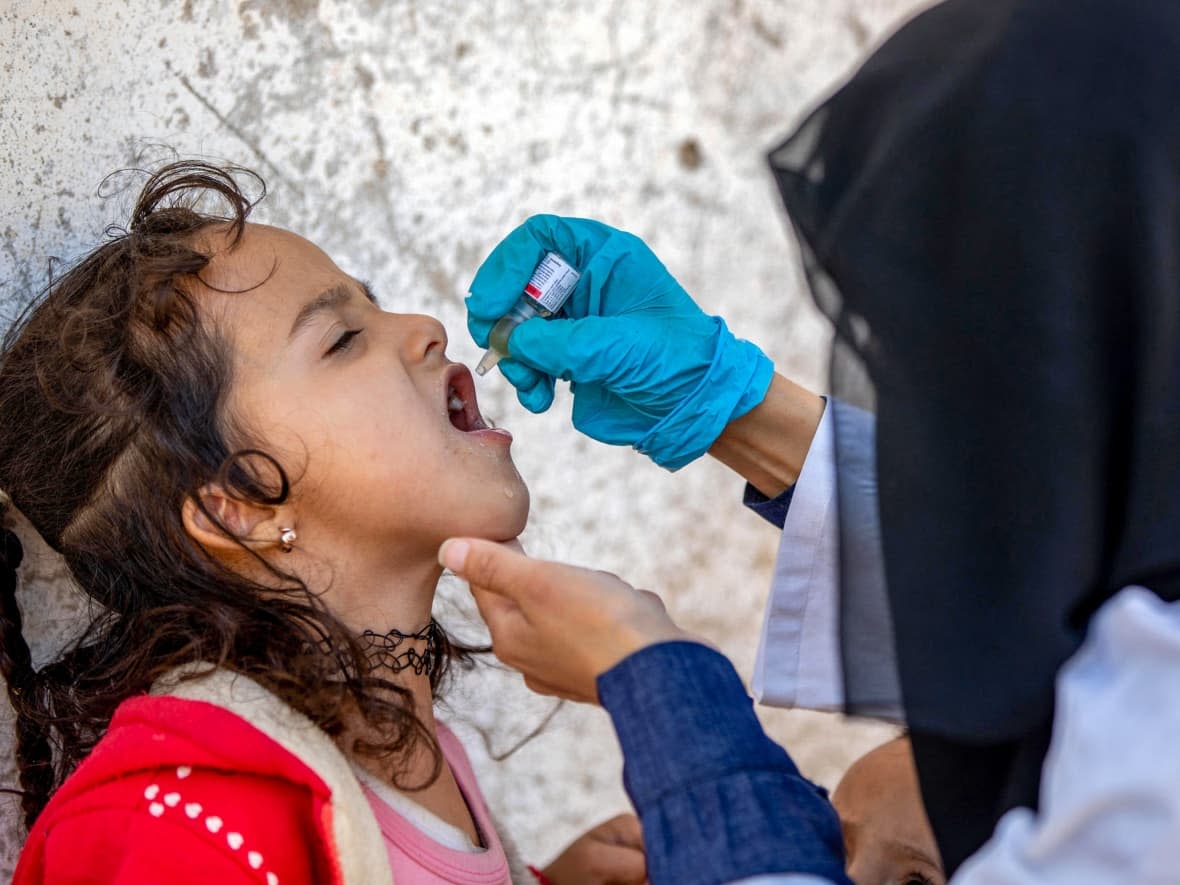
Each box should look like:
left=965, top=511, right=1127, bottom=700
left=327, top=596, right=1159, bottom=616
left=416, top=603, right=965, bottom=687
left=0, top=0, right=932, bottom=876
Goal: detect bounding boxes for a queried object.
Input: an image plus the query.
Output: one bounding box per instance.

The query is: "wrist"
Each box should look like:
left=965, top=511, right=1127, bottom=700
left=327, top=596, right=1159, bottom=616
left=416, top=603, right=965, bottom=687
left=595, top=624, right=696, bottom=684
left=709, top=373, right=825, bottom=497
left=597, top=641, right=799, bottom=809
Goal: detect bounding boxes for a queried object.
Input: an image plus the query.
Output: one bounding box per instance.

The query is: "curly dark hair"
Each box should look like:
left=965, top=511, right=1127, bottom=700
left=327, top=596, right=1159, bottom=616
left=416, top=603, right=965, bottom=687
left=0, top=161, right=477, bottom=830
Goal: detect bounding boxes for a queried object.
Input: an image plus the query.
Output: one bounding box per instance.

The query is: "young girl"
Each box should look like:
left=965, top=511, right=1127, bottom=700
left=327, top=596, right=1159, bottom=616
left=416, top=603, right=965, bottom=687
left=0, top=162, right=646, bottom=884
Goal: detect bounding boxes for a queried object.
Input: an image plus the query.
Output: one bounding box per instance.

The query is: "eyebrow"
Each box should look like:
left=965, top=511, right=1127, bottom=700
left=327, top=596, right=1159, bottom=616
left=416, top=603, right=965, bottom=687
left=287, top=280, right=378, bottom=340
left=880, top=839, right=940, bottom=870
left=839, top=820, right=939, bottom=869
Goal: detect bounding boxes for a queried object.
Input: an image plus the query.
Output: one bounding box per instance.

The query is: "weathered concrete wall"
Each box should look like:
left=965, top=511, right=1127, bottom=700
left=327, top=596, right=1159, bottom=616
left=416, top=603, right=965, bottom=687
left=0, top=0, right=929, bottom=875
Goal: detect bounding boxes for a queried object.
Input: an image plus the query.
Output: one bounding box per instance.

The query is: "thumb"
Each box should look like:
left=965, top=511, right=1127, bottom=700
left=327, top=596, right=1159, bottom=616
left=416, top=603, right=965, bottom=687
left=509, top=314, right=634, bottom=384
left=438, top=537, right=547, bottom=604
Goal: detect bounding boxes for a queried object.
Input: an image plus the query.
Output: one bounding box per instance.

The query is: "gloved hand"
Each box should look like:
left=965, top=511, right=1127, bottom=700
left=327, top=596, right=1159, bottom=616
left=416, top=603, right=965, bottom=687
left=466, top=215, right=774, bottom=470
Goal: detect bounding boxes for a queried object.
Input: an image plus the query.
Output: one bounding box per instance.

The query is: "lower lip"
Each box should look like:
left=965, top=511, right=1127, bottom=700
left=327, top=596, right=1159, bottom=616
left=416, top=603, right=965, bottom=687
left=463, top=426, right=513, bottom=446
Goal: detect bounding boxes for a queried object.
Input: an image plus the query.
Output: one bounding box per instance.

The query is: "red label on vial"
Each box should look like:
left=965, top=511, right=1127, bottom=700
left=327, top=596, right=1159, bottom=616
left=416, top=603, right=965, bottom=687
left=525, top=283, right=543, bottom=299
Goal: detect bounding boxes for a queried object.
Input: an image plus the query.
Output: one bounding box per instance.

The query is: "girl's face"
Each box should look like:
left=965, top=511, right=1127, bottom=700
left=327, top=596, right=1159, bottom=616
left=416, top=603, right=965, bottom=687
left=199, top=223, right=529, bottom=569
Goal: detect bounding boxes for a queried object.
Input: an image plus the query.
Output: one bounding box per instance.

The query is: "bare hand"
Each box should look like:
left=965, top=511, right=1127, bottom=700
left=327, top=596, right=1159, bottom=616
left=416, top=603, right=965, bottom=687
left=543, top=813, right=647, bottom=885
left=437, top=538, right=691, bottom=703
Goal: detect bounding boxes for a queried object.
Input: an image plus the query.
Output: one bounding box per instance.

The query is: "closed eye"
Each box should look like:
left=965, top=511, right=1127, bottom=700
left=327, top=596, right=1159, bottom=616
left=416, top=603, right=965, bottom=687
left=326, top=329, right=362, bottom=356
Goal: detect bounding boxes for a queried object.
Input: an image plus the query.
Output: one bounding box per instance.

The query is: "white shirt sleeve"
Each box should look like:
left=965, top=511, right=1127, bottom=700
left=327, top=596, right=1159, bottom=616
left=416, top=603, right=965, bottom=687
left=952, top=586, right=1180, bottom=885
left=751, top=399, right=844, bottom=711
left=753, top=397, right=903, bottom=719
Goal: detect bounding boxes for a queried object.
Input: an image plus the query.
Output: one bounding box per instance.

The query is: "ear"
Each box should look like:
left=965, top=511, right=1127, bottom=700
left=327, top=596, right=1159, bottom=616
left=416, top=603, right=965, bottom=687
left=181, top=484, right=289, bottom=557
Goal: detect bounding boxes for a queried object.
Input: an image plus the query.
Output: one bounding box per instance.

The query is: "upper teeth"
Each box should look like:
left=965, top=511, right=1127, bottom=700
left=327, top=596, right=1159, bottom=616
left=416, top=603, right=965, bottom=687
left=448, top=390, right=464, bottom=412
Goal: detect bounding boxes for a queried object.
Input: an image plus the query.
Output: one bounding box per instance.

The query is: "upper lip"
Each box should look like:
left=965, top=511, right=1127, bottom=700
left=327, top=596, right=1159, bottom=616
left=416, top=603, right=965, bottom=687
left=442, top=363, right=489, bottom=432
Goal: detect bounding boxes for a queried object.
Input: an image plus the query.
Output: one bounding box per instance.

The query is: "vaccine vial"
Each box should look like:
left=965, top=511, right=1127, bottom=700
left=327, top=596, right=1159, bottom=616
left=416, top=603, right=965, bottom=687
left=475, top=252, right=580, bottom=376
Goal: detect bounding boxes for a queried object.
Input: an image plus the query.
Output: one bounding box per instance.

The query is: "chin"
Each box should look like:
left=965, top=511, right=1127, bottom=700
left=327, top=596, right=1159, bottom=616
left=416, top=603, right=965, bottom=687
left=497, top=487, right=531, bottom=539
left=460, top=485, right=530, bottom=541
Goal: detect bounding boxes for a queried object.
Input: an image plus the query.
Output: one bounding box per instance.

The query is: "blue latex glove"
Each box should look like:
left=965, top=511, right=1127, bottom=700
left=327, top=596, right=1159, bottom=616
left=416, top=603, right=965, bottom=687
left=466, top=215, right=774, bottom=470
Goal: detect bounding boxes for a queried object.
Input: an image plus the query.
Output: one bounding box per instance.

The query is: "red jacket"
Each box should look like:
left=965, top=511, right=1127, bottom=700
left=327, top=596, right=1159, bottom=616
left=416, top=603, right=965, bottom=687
left=14, top=666, right=525, bottom=884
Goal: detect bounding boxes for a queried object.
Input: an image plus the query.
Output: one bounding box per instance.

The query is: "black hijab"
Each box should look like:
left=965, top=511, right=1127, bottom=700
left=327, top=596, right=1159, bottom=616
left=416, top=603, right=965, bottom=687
left=770, top=0, right=1180, bottom=870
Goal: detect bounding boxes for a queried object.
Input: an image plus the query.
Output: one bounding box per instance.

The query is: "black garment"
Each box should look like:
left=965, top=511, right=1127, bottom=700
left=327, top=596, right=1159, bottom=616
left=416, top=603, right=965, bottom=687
left=770, top=0, right=1180, bottom=871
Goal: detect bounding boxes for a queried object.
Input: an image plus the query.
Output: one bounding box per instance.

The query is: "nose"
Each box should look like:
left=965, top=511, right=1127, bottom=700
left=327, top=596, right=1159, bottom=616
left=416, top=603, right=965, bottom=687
left=389, top=313, right=447, bottom=362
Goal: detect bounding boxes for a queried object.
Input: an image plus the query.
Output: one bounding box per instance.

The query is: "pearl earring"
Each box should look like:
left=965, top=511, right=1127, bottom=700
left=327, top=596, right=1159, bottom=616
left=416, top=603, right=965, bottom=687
left=278, top=527, right=297, bottom=553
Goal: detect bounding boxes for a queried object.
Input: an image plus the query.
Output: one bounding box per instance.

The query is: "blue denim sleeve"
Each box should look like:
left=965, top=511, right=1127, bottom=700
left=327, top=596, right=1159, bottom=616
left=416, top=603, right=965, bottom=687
left=597, top=642, right=851, bottom=885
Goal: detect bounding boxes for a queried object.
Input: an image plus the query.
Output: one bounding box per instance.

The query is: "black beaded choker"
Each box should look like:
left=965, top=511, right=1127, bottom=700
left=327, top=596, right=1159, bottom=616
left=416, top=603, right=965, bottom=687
left=359, top=619, right=442, bottom=678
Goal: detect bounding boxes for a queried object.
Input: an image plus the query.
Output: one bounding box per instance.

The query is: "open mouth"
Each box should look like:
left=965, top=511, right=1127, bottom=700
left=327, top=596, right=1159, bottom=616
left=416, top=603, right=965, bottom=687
left=444, top=365, right=491, bottom=433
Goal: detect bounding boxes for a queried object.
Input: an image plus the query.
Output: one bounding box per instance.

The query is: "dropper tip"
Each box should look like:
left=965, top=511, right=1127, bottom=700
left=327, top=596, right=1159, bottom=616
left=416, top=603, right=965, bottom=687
left=475, top=348, right=502, bottom=376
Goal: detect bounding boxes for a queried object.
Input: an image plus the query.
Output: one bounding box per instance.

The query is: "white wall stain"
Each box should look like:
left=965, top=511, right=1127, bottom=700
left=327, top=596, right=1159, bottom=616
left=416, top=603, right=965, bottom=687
left=0, top=0, right=929, bottom=874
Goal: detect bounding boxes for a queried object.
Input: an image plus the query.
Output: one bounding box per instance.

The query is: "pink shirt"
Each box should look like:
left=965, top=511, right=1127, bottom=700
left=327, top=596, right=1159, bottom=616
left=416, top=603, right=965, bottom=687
left=357, top=724, right=512, bottom=884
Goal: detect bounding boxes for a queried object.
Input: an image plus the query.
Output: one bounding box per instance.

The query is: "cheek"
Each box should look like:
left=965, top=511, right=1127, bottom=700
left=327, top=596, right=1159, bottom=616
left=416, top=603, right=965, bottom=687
left=226, top=394, right=317, bottom=482
left=321, top=388, right=432, bottom=467
left=240, top=394, right=400, bottom=501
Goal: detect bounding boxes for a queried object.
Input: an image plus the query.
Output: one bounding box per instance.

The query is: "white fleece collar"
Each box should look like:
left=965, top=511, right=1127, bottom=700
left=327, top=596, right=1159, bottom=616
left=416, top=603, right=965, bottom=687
left=153, top=664, right=394, bottom=885
left=152, top=665, right=533, bottom=885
